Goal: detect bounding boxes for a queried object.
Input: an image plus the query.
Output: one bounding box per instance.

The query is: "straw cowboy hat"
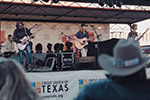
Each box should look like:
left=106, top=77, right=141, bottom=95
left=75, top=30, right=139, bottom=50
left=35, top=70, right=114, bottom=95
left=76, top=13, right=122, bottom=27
left=98, top=38, right=150, bottom=76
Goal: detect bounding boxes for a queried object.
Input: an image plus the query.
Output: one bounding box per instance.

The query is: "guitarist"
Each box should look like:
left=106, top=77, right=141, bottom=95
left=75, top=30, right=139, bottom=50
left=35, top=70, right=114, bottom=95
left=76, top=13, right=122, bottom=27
left=128, top=24, right=138, bottom=39
left=74, top=23, right=89, bottom=57
left=13, top=21, right=35, bottom=70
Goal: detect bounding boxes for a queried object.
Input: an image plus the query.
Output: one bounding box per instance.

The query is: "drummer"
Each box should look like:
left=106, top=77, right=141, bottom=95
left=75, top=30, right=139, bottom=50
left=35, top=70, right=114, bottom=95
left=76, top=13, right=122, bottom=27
left=2, top=34, right=16, bottom=57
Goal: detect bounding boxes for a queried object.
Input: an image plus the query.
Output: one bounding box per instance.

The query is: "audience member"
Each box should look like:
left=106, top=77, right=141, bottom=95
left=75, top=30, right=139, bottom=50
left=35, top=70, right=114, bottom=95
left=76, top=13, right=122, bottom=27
left=0, top=58, right=41, bottom=100
left=75, top=38, right=150, bottom=100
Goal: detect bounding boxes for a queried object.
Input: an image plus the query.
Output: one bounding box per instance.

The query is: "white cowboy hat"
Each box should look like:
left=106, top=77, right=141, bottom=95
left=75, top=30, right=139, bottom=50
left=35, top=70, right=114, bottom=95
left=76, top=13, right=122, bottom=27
left=98, top=38, right=150, bottom=76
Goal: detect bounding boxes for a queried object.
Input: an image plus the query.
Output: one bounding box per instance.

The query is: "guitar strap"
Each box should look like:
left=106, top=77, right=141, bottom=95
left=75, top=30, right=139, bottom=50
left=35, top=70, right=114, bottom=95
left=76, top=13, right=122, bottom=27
left=24, top=28, right=30, bottom=45
left=24, top=28, right=28, bottom=36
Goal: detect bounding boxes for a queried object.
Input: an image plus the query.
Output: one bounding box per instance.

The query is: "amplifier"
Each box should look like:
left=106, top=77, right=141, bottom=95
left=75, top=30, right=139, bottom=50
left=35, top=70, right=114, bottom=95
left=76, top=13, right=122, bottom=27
left=75, top=56, right=101, bottom=70
left=75, top=56, right=95, bottom=63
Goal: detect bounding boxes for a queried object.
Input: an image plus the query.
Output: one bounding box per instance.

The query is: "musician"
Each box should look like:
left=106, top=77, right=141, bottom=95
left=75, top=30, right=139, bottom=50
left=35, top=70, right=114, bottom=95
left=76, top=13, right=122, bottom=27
left=128, top=24, right=138, bottom=39
left=3, top=34, right=15, bottom=53
left=2, top=34, right=16, bottom=58
left=13, top=21, right=35, bottom=70
left=74, top=23, right=89, bottom=57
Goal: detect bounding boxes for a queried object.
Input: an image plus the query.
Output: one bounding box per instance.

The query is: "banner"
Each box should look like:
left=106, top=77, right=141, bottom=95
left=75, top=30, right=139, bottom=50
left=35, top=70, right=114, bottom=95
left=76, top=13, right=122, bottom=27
left=26, top=70, right=107, bottom=100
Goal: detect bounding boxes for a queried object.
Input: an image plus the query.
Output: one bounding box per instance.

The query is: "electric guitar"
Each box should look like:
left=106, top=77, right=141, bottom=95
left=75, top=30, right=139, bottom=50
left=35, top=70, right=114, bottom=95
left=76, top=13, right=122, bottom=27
left=17, top=28, right=42, bottom=50
left=137, top=28, right=150, bottom=41
left=74, top=34, right=101, bottom=50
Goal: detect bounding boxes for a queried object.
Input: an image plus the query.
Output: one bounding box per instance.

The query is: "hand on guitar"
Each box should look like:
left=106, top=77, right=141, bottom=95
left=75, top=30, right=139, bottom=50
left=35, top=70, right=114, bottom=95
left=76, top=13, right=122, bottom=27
left=21, top=40, right=25, bottom=45
left=80, top=41, right=86, bottom=45
left=31, top=34, right=35, bottom=38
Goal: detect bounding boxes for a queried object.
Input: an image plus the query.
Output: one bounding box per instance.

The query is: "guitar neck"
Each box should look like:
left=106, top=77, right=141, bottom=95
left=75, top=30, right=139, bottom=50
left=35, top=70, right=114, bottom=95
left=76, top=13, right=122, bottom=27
left=137, top=30, right=149, bottom=41
left=87, top=37, right=94, bottom=41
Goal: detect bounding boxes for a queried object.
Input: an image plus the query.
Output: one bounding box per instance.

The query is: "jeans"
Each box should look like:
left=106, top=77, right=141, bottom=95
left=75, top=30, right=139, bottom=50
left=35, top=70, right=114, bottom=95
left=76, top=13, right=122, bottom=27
left=19, top=44, right=31, bottom=66
left=81, top=48, right=88, bottom=57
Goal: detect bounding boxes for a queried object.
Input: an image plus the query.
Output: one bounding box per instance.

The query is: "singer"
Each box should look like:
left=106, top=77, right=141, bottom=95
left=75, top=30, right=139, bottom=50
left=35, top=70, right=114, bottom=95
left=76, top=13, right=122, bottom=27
left=74, top=23, right=89, bottom=57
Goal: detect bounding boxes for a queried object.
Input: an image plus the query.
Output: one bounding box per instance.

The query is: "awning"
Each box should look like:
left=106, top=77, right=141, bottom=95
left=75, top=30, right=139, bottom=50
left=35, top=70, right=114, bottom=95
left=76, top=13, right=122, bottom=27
left=0, top=1, right=150, bottom=24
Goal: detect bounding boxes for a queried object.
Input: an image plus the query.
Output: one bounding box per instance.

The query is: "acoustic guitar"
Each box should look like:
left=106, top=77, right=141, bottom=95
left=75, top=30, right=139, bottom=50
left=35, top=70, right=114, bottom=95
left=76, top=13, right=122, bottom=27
left=74, top=34, right=101, bottom=50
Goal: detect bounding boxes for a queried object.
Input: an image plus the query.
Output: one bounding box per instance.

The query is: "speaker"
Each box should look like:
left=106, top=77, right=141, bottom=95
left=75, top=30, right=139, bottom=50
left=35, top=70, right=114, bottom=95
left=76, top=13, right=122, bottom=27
left=44, top=53, right=56, bottom=70
left=75, top=56, right=101, bottom=70
left=88, top=38, right=119, bottom=56
left=61, top=52, right=74, bottom=69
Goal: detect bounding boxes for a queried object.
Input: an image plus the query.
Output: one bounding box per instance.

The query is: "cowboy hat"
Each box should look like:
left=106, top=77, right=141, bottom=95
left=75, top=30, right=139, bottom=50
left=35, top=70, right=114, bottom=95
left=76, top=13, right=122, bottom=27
left=81, top=23, right=88, bottom=27
left=98, top=38, right=150, bottom=76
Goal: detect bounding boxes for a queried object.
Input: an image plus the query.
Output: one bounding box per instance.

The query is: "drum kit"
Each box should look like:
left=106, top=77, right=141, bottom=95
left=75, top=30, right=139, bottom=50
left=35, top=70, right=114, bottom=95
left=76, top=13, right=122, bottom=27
left=0, top=45, right=16, bottom=58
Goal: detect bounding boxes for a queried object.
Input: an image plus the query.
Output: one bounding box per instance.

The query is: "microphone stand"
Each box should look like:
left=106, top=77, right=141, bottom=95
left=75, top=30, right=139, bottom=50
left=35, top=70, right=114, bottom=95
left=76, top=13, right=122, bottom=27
left=61, top=32, right=71, bottom=41
left=91, top=26, right=101, bottom=57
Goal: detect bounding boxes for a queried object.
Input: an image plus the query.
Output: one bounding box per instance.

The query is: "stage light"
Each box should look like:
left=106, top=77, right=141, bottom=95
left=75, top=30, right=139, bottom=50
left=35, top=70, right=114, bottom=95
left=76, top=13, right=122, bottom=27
left=106, top=0, right=114, bottom=7
left=43, top=0, right=49, bottom=2
left=33, top=0, right=38, bottom=2
left=115, top=0, right=122, bottom=7
left=52, top=0, right=59, bottom=3
left=98, top=0, right=106, bottom=6
left=35, top=43, right=43, bottom=53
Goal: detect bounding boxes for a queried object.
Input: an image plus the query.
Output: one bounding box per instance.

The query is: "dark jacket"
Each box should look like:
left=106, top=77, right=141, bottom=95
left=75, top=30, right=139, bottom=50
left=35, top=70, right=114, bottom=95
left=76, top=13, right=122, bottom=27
left=75, top=78, right=150, bottom=100
left=13, top=28, right=32, bottom=43
left=75, top=30, right=89, bottom=39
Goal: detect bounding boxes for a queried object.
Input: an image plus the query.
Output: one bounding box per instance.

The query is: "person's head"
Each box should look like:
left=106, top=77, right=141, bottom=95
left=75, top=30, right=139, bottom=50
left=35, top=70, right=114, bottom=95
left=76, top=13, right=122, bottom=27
left=16, top=21, right=24, bottom=29
left=0, top=58, right=41, bottom=100
left=131, top=24, right=137, bottom=31
left=98, top=38, right=149, bottom=79
left=80, top=23, right=88, bottom=32
left=7, top=34, right=13, bottom=41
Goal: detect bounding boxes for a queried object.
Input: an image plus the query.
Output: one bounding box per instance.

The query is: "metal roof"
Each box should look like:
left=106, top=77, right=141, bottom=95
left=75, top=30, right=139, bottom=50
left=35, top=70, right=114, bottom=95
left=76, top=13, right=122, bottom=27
left=0, top=1, right=150, bottom=24
left=61, top=0, right=150, bottom=6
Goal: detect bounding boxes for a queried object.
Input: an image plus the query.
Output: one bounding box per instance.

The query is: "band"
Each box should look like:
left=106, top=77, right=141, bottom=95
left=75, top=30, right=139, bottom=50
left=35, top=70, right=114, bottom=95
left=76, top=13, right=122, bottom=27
left=1, top=21, right=146, bottom=72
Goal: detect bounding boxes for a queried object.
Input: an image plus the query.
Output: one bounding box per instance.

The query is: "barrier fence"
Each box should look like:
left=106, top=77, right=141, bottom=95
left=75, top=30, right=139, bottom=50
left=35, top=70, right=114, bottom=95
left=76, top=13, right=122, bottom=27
left=26, top=68, right=150, bottom=100
left=26, top=70, right=107, bottom=100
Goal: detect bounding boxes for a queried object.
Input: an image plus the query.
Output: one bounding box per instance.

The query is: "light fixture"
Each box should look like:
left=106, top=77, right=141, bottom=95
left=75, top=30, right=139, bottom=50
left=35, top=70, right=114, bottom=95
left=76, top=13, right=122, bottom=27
left=33, top=0, right=38, bottom=2
left=106, top=0, right=114, bottom=7
left=115, top=0, right=122, bottom=7
left=43, top=0, right=49, bottom=2
left=52, top=0, right=59, bottom=3
left=98, top=0, right=106, bottom=6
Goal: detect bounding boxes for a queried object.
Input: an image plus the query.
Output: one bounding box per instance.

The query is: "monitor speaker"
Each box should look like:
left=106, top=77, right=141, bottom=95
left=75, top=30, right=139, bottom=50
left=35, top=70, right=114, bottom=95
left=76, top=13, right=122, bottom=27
left=75, top=56, right=101, bottom=70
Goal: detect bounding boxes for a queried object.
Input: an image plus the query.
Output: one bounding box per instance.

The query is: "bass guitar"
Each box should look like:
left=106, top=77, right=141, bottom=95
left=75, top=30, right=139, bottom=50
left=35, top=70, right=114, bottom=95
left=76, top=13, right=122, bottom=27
left=137, top=28, right=150, bottom=41
left=17, top=28, right=42, bottom=50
